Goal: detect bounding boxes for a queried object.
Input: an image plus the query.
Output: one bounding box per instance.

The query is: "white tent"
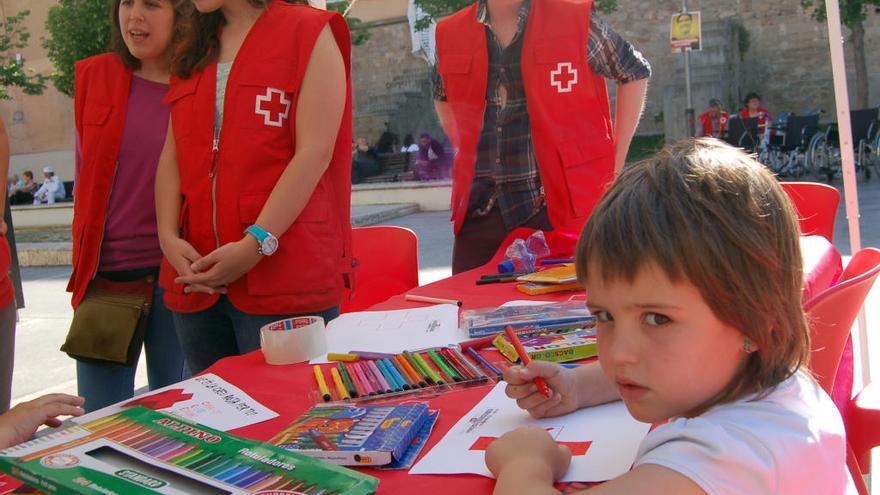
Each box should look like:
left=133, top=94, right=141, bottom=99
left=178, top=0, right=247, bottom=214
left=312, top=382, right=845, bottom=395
left=823, top=0, right=869, bottom=383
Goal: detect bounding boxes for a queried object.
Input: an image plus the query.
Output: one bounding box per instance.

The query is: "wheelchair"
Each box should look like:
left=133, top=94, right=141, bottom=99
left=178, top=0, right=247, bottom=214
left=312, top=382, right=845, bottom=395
left=806, top=107, right=879, bottom=182
left=725, top=115, right=761, bottom=152
left=758, top=114, right=820, bottom=178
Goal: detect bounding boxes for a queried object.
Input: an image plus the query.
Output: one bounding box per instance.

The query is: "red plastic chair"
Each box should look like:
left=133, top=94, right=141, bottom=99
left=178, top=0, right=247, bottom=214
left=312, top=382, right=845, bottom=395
left=802, top=248, right=880, bottom=492
left=341, top=226, right=419, bottom=313
left=805, top=248, right=880, bottom=396
left=780, top=181, right=840, bottom=243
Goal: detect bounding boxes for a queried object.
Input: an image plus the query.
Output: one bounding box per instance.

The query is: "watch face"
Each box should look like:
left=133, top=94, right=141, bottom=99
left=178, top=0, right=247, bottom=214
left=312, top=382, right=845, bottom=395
left=262, top=236, right=279, bottom=255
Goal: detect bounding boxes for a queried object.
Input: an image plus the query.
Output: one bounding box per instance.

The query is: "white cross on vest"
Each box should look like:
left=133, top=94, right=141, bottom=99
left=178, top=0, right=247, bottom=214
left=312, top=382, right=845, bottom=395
left=550, top=62, right=578, bottom=93
left=255, top=87, right=291, bottom=127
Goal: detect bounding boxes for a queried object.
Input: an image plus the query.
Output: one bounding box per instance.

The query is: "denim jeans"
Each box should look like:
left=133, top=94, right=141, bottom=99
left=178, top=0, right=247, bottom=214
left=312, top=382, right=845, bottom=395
left=76, top=284, right=188, bottom=412
left=172, top=295, right=340, bottom=374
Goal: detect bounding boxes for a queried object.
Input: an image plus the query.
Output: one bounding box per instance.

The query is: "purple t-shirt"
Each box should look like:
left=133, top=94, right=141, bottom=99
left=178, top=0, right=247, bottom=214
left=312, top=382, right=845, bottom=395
left=98, top=75, right=169, bottom=271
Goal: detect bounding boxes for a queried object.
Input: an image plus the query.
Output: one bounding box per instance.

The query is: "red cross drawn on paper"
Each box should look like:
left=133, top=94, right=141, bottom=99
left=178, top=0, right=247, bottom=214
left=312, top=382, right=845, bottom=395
left=550, top=62, right=578, bottom=93
left=255, top=87, right=292, bottom=128
left=123, top=389, right=193, bottom=410
left=469, top=436, right=592, bottom=456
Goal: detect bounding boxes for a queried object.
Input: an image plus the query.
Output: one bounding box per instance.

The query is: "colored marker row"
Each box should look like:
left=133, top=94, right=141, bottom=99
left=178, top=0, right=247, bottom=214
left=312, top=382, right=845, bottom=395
left=313, top=347, right=503, bottom=402
left=80, top=416, right=339, bottom=493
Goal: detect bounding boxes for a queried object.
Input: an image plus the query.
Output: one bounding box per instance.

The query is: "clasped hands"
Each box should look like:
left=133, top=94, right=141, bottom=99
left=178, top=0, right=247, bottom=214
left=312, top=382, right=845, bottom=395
left=163, top=236, right=262, bottom=294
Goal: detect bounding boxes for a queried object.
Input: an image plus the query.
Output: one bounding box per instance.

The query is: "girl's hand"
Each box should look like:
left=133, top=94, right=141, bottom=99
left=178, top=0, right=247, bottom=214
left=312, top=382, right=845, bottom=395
left=175, top=237, right=262, bottom=293
left=162, top=236, right=221, bottom=294
left=503, top=361, right=580, bottom=419
left=485, top=427, right=571, bottom=481
left=0, top=394, right=85, bottom=449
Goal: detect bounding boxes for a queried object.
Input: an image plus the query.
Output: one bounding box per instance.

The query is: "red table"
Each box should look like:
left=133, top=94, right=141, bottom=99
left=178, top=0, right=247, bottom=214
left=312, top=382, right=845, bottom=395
left=206, top=232, right=842, bottom=493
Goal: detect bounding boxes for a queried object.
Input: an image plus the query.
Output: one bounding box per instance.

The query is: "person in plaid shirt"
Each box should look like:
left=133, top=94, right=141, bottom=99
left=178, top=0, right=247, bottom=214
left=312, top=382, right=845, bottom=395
left=434, top=0, right=650, bottom=273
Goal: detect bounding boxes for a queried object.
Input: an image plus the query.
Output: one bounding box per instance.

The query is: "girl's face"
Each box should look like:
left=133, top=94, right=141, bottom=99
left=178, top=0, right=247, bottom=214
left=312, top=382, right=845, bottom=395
left=586, top=262, right=748, bottom=424
left=747, top=98, right=761, bottom=112
left=119, top=0, right=176, bottom=64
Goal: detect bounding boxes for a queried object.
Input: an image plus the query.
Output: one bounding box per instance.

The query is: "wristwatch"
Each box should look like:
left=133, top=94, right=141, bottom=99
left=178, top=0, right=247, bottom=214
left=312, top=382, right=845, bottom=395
left=244, top=225, right=279, bottom=256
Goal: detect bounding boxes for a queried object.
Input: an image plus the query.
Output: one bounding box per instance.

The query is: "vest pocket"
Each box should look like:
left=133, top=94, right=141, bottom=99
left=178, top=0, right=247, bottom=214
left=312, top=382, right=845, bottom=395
left=238, top=193, right=335, bottom=296
left=556, top=141, right=614, bottom=217
left=236, top=64, right=297, bottom=131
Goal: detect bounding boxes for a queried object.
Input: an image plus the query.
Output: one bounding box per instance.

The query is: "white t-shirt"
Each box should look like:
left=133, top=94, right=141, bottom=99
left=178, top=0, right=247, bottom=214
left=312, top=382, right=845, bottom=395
left=634, top=370, right=856, bottom=495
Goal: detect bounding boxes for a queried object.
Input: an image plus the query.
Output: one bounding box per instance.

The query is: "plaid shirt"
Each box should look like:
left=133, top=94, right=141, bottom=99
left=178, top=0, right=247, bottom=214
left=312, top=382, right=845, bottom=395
left=434, top=0, right=652, bottom=230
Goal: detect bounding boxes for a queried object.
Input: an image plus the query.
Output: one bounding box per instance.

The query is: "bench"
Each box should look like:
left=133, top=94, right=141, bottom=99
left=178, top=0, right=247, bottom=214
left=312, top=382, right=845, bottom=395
left=361, top=153, right=417, bottom=184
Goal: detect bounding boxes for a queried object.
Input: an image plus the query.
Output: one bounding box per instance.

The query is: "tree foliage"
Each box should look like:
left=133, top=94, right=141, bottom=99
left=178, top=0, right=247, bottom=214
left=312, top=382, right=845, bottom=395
left=327, top=3, right=371, bottom=45
left=413, top=0, right=617, bottom=30
left=43, top=0, right=111, bottom=98
left=799, top=0, right=880, bottom=24
left=0, top=10, right=48, bottom=100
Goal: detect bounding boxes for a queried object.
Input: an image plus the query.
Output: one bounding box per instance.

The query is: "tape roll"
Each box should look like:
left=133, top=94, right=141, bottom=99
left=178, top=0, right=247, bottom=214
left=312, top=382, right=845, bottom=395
left=260, top=316, right=328, bottom=365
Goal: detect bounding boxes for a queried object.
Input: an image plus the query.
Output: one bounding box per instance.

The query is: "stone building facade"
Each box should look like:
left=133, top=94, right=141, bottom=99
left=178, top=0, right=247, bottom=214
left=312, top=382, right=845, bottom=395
left=2, top=0, right=878, bottom=170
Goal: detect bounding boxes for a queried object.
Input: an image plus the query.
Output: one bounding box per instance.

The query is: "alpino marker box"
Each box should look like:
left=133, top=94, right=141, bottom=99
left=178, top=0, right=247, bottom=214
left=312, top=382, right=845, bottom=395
left=0, top=406, right=378, bottom=495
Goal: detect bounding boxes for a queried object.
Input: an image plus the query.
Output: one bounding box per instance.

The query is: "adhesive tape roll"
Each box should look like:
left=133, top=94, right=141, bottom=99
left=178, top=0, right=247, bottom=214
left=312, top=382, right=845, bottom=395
left=260, top=316, right=328, bottom=365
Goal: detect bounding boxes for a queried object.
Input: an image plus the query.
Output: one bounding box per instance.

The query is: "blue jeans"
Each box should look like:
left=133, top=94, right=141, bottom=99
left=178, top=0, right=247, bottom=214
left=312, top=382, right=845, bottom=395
left=77, top=284, right=188, bottom=412
left=173, top=296, right=339, bottom=374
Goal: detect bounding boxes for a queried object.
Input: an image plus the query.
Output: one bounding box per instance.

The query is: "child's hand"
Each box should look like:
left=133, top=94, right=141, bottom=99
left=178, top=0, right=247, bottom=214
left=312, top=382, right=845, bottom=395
left=0, top=394, right=85, bottom=448
left=485, top=427, right=572, bottom=481
left=504, top=361, right=580, bottom=419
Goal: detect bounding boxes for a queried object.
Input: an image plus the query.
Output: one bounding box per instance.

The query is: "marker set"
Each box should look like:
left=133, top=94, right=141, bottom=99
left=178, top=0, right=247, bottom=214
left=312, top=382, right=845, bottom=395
left=314, top=348, right=503, bottom=403
left=0, top=407, right=378, bottom=495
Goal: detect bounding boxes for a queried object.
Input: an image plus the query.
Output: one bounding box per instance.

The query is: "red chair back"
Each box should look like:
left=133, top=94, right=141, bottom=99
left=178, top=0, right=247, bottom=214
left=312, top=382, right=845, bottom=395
left=780, top=181, right=840, bottom=243
left=805, top=248, right=880, bottom=395
left=342, top=226, right=419, bottom=313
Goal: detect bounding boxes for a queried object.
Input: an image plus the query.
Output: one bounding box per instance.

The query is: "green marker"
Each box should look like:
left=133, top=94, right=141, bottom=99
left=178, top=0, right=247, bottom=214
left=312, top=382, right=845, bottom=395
left=410, top=351, right=444, bottom=385
left=428, top=349, right=462, bottom=382
left=337, top=362, right=358, bottom=398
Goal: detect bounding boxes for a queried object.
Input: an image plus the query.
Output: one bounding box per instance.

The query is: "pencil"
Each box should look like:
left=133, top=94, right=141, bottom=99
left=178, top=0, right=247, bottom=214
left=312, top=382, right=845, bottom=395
left=313, top=366, right=332, bottom=402
left=329, top=367, right=351, bottom=400
left=504, top=325, right=551, bottom=397
left=405, top=294, right=463, bottom=306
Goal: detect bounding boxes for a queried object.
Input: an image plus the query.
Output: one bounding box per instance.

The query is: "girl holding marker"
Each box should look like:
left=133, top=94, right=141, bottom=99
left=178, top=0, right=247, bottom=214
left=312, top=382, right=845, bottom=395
left=67, top=0, right=192, bottom=412
left=157, top=0, right=353, bottom=374
left=488, top=139, right=854, bottom=494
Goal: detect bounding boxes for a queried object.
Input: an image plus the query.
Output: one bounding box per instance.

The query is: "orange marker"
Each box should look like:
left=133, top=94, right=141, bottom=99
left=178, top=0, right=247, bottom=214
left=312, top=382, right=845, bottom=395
left=504, top=325, right=551, bottom=398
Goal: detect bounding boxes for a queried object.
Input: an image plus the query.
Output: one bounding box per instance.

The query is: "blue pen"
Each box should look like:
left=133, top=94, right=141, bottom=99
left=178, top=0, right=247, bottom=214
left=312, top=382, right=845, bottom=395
left=539, top=258, right=574, bottom=265
left=376, top=359, right=404, bottom=391
left=383, top=358, right=411, bottom=391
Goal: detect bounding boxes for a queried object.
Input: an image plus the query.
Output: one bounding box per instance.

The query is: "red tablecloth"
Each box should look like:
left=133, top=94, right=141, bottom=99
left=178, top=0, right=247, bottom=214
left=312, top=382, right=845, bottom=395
left=205, top=233, right=841, bottom=493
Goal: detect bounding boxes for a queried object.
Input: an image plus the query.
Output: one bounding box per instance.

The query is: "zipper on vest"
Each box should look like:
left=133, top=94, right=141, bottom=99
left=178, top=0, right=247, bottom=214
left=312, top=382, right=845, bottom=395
left=209, top=138, right=220, bottom=249
left=91, top=160, right=121, bottom=281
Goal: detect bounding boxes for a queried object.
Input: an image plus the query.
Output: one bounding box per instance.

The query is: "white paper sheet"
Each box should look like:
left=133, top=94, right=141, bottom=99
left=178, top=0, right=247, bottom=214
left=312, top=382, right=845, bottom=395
left=410, top=382, right=651, bottom=482
left=73, top=374, right=278, bottom=432
left=310, top=304, right=465, bottom=364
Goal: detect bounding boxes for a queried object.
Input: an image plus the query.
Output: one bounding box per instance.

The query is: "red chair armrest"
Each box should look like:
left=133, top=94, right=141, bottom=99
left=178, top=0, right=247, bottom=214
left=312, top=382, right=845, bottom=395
left=846, top=380, right=880, bottom=472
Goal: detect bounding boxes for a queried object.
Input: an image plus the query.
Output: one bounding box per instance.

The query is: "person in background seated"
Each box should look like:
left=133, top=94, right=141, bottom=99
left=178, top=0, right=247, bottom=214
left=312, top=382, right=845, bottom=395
left=416, top=132, right=445, bottom=180
left=739, top=92, right=772, bottom=136
left=7, top=175, right=21, bottom=196
left=0, top=394, right=84, bottom=449
left=698, top=98, right=728, bottom=139
left=487, top=138, right=855, bottom=494
left=8, top=170, right=36, bottom=205
left=352, top=136, right=381, bottom=184
left=401, top=134, right=419, bottom=153
left=32, top=166, right=65, bottom=205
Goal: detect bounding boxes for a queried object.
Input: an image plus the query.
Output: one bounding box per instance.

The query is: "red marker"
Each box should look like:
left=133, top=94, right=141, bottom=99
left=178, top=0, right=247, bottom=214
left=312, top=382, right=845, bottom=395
left=504, top=325, right=551, bottom=398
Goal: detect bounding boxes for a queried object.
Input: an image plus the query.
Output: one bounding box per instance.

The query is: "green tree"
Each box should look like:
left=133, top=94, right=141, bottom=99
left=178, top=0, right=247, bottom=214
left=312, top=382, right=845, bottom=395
left=0, top=10, right=47, bottom=100
left=327, top=3, right=371, bottom=45
left=800, top=0, right=880, bottom=108
left=413, top=0, right=617, bottom=30
left=42, top=0, right=111, bottom=98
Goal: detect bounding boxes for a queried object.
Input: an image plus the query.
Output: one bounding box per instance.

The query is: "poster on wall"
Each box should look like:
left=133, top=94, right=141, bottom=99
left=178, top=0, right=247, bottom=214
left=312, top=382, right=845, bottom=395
left=671, top=11, right=702, bottom=52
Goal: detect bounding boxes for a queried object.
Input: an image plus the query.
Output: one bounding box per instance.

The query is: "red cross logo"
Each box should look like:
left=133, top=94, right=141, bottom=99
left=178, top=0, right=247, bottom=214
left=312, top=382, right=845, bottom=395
left=550, top=62, right=578, bottom=93
left=255, top=87, right=291, bottom=128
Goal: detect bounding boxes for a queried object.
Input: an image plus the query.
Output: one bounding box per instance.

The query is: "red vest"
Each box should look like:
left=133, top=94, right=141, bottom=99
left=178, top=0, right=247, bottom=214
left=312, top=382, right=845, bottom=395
left=699, top=110, right=729, bottom=138
left=67, top=54, right=133, bottom=308
left=160, top=1, right=353, bottom=315
left=436, top=0, right=614, bottom=235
